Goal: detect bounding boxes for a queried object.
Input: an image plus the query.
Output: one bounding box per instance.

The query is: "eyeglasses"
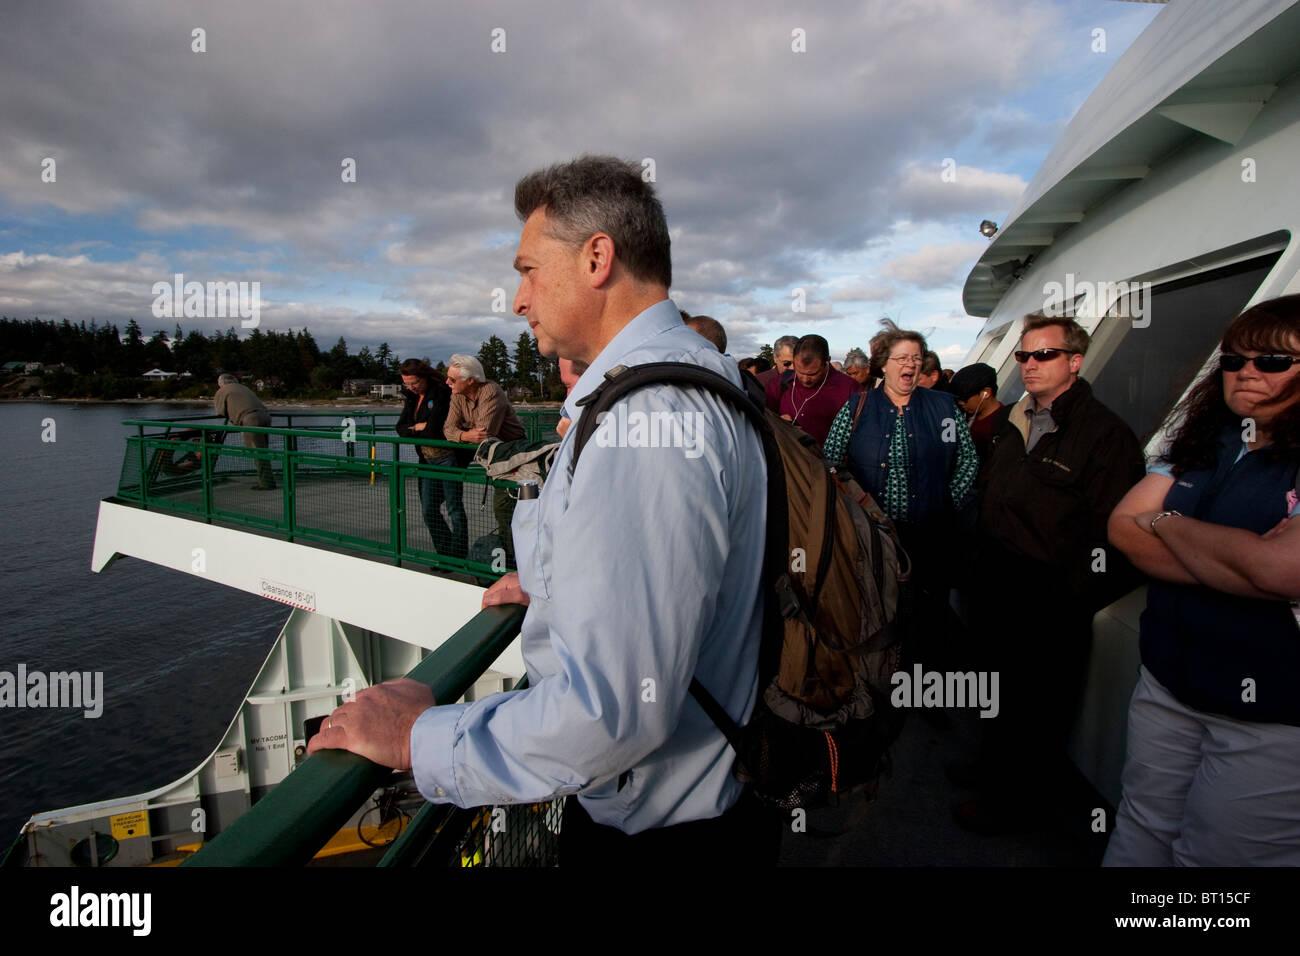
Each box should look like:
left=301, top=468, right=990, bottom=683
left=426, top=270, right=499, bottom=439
left=887, top=355, right=921, bottom=366
left=1219, top=352, right=1300, bottom=373
left=780, top=360, right=794, bottom=369
left=1013, top=348, right=1073, bottom=364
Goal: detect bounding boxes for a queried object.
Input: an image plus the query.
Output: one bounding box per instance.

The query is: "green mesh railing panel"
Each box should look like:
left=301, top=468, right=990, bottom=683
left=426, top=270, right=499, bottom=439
left=448, top=801, right=563, bottom=867
left=375, top=676, right=563, bottom=869
left=523, top=410, right=562, bottom=443
left=111, top=415, right=549, bottom=576
left=289, top=458, right=395, bottom=549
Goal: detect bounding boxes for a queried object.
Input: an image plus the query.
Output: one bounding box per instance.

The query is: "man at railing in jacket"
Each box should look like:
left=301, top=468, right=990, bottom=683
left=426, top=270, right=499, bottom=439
left=309, top=155, right=777, bottom=865
left=213, top=373, right=275, bottom=490
left=444, top=354, right=526, bottom=564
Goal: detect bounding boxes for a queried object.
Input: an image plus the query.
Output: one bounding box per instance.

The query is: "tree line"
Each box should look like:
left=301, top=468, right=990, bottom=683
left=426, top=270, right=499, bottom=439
left=0, top=317, right=562, bottom=402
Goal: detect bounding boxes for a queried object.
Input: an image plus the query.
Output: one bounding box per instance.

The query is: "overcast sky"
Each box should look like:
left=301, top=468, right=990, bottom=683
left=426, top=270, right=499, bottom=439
left=0, top=0, right=1164, bottom=370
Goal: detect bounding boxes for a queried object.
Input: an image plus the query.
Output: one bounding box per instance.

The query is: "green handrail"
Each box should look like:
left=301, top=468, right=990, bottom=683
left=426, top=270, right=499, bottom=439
left=375, top=674, right=533, bottom=867
left=115, top=412, right=561, bottom=576
left=182, top=603, right=527, bottom=867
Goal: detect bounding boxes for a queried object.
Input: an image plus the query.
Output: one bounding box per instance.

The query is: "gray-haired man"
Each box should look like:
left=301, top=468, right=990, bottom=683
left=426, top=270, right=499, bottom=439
left=444, top=354, right=526, bottom=563
left=214, top=373, right=275, bottom=490
left=310, top=155, right=775, bottom=865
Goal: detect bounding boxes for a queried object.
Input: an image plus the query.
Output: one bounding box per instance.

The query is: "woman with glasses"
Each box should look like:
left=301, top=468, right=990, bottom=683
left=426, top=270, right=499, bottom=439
left=823, top=320, right=978, bottom=670
left=824, top=321, right=978, bottom=527
left=1105, top=295, right=1300, bottom=865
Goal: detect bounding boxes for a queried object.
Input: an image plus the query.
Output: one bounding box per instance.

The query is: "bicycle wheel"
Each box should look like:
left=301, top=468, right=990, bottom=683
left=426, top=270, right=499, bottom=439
left=357, top=805, right=410, bottom=847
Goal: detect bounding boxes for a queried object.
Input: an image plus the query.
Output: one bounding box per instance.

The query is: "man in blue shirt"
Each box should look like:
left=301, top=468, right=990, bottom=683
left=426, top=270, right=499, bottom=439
left=309, top=156, right=773, bottom=863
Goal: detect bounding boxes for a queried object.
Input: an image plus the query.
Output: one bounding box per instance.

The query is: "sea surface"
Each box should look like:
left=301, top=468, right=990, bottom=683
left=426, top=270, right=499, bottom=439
left=0, top=402, right=313, bottom=846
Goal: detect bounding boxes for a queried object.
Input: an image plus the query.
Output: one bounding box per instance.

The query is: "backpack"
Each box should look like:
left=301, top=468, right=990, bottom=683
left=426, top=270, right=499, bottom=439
left=473, top=436, right=561, bottom=486
left=570, top=362, right=911, bottom=810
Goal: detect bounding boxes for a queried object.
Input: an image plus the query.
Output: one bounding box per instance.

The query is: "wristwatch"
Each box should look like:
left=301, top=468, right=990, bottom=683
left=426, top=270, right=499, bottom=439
left=1148, top=510, right=1183, bottom=534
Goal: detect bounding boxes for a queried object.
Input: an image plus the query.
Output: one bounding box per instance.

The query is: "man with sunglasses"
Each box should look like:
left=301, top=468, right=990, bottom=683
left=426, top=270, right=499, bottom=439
left=755, top=334, right=799, bottom=389
left=953, top=312, right=1144, bottom=835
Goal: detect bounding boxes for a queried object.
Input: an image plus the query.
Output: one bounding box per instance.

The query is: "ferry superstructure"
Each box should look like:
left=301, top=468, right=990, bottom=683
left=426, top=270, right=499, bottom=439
left=960, top=0, right=1300, bottom=806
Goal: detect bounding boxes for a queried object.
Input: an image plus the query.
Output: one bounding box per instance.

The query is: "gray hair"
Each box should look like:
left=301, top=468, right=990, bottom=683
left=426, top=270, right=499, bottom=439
left=515, top=155, right=672, bottom=288
left=844, top=348, right=870, bottom=369
left=217, top=373, right=238, bottom=386
left=773, top=335, right=800, bottom=356
left=448, top=354, right=485, bottom=382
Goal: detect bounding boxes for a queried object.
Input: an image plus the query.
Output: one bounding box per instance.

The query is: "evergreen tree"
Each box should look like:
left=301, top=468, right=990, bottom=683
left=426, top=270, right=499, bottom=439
left=357, top=345, right=377, bottom=378
left=512, top=331, right=541, bottom=396
left=144, top=329, right=171, bottom=370
left=120, top=318, right=145, bottom=374
left=216, top=328, right=243, bottom=373
left=477, top=335, right=511, bottom=384
left=296, top=329, right=321, bottom=383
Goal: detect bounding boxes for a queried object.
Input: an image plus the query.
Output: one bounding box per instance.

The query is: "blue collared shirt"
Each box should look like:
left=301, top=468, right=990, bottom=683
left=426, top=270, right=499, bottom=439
left=411, top=299, right=767, bottom=833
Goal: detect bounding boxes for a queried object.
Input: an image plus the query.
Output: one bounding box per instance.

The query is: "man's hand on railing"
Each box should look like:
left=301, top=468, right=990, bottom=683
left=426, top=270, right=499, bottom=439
left=482, top=571, right=529, bottom=609
left=305, top=678, right=435, bottom=769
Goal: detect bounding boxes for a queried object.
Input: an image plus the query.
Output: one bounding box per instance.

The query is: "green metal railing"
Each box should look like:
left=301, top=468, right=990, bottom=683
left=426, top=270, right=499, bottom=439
left=113, top=408, right=561, bottom=578
left=182, top=604, right=529, bottom=867
left=373, top=674, right=563, bottom=868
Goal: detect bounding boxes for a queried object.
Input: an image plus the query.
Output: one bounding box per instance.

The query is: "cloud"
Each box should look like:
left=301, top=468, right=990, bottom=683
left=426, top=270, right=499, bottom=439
left=891, top=162, right=1028, bottom=225
left=882, top=242, right=988, bottom=290
left=0, top=0, right=1086, bottom=358
left=938, top=342, right=969, bottom=365
left=830, top=280, right=896, bottom=303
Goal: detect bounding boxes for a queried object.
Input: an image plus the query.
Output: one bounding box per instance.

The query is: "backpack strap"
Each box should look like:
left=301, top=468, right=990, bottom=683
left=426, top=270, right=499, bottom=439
left=570, top=362, right=770, bottom=469
left=568, top=362, right=791, bottom=754
left=849, top=390, right=869, bottom=433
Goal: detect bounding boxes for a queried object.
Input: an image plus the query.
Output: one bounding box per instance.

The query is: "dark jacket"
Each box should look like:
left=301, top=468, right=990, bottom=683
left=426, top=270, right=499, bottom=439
left=844, top=385, right=963, bottom=527
left=976, top=378, right=1145, bottom=609
left=396, top=381, right=452, bottom=461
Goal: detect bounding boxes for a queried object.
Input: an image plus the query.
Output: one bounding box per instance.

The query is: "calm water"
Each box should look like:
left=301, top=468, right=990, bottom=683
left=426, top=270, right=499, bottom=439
left=0, top=402, right=299, bottom=845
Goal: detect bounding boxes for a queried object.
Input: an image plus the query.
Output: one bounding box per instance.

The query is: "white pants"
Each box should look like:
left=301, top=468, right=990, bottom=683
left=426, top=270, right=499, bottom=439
left=1103, top=667, right=1300, bottom=866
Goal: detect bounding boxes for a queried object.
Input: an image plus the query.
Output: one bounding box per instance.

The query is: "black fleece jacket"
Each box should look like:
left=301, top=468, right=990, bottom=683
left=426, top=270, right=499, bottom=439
left=396, top=381, right=452, bottom=459
left=975, top=378, right=1146, bottom=609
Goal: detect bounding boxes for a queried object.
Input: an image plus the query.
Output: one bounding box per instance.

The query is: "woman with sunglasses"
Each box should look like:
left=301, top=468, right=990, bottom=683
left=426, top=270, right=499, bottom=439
left=1105, top=295, right=1300, bottom=866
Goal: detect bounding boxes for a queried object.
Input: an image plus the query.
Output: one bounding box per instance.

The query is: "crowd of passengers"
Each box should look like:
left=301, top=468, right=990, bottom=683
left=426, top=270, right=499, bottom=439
left=396, top=296, right=1300, bottom=865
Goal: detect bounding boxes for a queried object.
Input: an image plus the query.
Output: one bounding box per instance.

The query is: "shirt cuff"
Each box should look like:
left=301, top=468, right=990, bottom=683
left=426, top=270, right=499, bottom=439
left=410, top=703, right=471, bottom=804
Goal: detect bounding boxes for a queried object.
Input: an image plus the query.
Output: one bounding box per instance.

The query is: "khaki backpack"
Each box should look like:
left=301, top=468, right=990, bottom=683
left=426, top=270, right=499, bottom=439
left=571, top=363, right=911, bottom=809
